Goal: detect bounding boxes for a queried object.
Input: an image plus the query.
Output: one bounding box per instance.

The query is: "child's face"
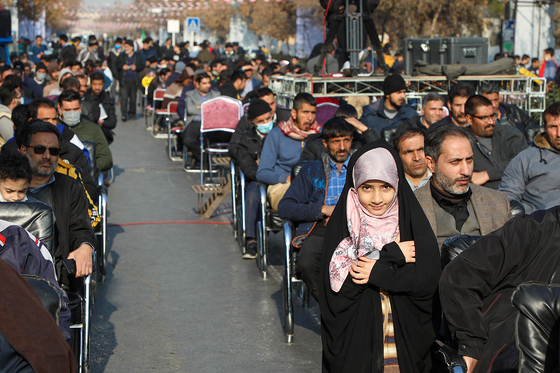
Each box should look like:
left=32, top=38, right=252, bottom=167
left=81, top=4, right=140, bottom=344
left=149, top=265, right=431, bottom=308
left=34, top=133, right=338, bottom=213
left=357, top=180, right=395, bottom=216
left=0, top=178, right=29, bottom=202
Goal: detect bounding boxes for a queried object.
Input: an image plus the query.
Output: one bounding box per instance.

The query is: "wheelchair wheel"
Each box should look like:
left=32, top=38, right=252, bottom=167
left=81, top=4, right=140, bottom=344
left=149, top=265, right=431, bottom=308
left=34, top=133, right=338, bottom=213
left=256, top=220, right=267, bottom=279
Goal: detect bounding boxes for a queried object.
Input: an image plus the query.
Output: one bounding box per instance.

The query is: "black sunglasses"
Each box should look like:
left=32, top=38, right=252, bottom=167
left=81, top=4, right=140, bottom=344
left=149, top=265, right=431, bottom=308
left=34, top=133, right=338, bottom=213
left=28, top=145, right=61, bottom=156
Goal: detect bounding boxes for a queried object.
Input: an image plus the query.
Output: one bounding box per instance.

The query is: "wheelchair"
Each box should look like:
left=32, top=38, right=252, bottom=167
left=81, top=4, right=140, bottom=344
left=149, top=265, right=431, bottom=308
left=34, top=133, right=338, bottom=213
left=0, top=202, right=94, bottom=373
left=230, top=160, right=247, bottom=255
left=82, top=141, right=109, bottom=284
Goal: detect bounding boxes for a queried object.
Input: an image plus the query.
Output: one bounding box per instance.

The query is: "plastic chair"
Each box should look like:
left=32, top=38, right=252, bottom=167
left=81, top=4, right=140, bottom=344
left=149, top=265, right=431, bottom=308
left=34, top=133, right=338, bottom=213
left=149, top=88, right=165, bottom=132
left=199, top=96, right=243, bottom=185
left=152, top=97, right=176, bottom=139
left=315, top=102, right=339, bottom=126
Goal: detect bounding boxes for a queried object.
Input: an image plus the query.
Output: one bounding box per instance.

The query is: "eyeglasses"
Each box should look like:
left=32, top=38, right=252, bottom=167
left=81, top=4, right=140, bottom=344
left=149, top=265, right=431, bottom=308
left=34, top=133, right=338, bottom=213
left=28, top=145, right=61, bottom=156
left=472, top=114, right=498, bottom=123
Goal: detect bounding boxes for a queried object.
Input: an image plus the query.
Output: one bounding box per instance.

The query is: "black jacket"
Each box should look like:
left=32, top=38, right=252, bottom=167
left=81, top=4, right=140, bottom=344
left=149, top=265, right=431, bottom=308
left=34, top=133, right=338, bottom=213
left=84, top=89, right=117, bottom=144
left=219, top=82, right=240, bottom=100
left=236, top=126, right=265, bottom=182
left=228, top=107, right=291, bottom=161
left=116, top=52, right=145, bottom=86
left=440, top=207, right=560, bottom=373
left=499, top=102, right=539, bottom=141
left=469, top=124, right=528, bottom=189
left=28, top=173, right=96, bottom=286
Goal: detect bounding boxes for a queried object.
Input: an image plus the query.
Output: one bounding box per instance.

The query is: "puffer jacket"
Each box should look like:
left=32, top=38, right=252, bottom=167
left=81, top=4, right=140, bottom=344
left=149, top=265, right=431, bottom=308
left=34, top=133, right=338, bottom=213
left=498, top=132, right=560, bottom=213
left=359, top=98, right=418, bottom=137
left=236, top=126, right=265, bottom=182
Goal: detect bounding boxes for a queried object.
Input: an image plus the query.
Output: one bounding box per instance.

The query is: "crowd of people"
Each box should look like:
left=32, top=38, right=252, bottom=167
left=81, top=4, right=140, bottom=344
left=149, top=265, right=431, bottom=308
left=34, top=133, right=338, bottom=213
left=1, top=29, right=560, bottom=372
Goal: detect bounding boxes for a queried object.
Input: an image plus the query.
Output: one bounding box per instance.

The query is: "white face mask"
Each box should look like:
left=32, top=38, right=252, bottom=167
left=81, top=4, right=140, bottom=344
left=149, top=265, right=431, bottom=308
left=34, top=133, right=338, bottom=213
left=36, top=72, right=46, bottom=81
left=62, top=110, right=81, bottom=126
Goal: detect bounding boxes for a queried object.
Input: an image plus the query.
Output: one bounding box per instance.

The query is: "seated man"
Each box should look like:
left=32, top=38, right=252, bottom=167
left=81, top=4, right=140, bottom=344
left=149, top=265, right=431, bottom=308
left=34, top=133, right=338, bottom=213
left=479, top=83, right=537, bottom=137
left=182, top=72, right=220, bottom=167
left=219, top=70, right=246, bottom=100
left=393, top=126, right=431, bottom=191
left=228, top=87, right=291, bottom=161
left=440, top=206, right=560, bottom=373
left=58, top=89, right=113, bottom=173
left=415, top=125, right=511, bottom=250
left=84, top=71, right=117, bottom=144
left=499, top=102, right=560, bottom=213
left=359, top=74, right=418, bottom=137
left=236, top=99, right=274, bottom=259
left=18, top=121, right=96, bottom=285
left=256, top=92, right=320, bottom=212
left=430, top=82, right=475, bottom=130
left=398, top=92, right=444, bottom=131
left=278, top=118, right=352, bottom=300
left=465, top=95, right=527, bottom=189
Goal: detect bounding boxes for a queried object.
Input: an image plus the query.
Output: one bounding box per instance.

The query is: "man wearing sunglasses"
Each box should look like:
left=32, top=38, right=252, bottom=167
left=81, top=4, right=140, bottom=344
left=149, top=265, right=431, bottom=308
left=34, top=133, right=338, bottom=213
left=18, top=121, right=96, bottom=285
left=465, top=95, right=528, bottom=189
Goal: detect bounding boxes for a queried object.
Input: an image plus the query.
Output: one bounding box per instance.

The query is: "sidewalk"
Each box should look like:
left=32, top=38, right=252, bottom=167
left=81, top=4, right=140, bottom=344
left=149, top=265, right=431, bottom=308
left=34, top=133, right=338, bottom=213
left=91, top=115, right=322, bottom=372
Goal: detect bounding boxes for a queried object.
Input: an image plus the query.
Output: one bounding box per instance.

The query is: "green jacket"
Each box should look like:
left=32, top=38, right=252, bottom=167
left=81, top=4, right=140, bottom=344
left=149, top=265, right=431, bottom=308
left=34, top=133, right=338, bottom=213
left=58, top=117, right=113, bottom=172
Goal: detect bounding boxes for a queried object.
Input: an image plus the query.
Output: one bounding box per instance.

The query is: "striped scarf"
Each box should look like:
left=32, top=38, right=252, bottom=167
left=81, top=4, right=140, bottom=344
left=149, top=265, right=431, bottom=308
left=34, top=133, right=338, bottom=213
left=278, top=117, right=321, bottom=141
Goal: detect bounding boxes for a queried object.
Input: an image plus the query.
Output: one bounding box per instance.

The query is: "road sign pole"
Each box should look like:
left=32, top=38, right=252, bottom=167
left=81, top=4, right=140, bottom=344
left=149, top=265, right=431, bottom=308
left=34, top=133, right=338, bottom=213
left=191, top=31, right=194, bottom=45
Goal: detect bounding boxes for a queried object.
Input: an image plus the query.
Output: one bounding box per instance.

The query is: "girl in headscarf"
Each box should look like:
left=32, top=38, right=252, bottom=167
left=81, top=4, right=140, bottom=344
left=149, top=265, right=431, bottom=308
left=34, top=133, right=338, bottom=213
left=319, top=140, right=442, bottom=373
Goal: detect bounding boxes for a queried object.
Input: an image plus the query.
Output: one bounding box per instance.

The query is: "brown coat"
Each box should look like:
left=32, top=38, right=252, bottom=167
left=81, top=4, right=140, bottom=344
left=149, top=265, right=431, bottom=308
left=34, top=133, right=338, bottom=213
left=414, top=183, right=512, bottom=238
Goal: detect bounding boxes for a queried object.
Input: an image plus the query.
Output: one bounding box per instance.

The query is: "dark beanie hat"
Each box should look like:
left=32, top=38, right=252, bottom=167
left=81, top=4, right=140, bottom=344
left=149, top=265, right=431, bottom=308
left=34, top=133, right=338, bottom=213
left=124, top=40, right=134, bottom=47
left=382, top=74, right=407, bottom=96
left=247, top=98, right=272, bottom=120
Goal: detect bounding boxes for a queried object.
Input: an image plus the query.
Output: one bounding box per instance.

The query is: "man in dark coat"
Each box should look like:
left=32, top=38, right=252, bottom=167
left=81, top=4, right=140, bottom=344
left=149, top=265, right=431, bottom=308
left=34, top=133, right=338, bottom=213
left=359, top=74, right=418, bottom=137
left=440, top=206, right=560, bottom=373
left=430, top=82, right=475, bottom=131
left=19, top=122, right=96, bottom=287
left=117, top=40, right=145, bottom=121
left=464, top=95, right=527, bottom=189
left=278, top=118, right=353, bottom=300
left=84, top=71, right=117, bottom=144
left=235, top=99, right=273, bottom=258
left=228, top=87, right=291, bottom=161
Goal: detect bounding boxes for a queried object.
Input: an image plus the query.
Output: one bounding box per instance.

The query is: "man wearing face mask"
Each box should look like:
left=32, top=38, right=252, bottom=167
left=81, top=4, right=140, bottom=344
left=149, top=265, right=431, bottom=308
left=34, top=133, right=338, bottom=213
left=33, top=62, right=48, bottom=88
left=235, top=99, right=274, bottom=258
left=78, top=39, right=101, bottom=65
left=57, top=89, right=113, bottom=173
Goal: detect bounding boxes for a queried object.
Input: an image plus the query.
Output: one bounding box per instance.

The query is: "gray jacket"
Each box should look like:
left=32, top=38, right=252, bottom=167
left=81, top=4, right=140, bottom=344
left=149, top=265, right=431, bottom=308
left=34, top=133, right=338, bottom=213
left=498, top=133, right=560, bottom=214
left=184, top=89, right=221, bottom=126
left=0, top=105, right=13, bottom=142
left=470, top=124, right=528, bottom=189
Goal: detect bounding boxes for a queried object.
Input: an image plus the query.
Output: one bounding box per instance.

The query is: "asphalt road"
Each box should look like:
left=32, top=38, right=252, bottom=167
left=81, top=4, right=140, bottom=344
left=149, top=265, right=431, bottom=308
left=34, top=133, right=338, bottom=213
left=90, top=114, right=322, bottom=372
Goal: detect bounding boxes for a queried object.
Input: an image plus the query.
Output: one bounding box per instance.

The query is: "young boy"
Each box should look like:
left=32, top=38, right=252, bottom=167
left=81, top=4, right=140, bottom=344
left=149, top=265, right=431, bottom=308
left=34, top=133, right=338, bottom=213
left=0, top=151, right=33, bottom=202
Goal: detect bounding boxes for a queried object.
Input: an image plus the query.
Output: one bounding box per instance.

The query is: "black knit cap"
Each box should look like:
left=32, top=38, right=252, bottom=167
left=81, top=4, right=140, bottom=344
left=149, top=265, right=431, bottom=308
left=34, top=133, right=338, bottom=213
left=382, top=73, right=407, bottom=96
left=124, top=40, right=134, bottom=47
left=247, top=98, right=272, bottom=121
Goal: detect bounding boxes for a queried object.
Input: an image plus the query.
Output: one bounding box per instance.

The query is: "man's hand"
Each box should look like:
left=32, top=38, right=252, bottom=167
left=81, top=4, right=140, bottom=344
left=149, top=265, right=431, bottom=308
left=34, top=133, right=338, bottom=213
left=131, top=64, right=137, bottom=71
left=67, top=244, right=93, bottom=277
left=98, top=119, right=105, bottom=127
left=471, top=171, right=489, bottom=185
left=344, top=117, right=368, bottom=134
left=463, top=356, right=478, bottom=373
left=286, top=175, right=291, bottom=183
left=122, top=65, right=130, bottom=71
left=350, top=256, right=376, bottom=284
left=322, top=205, right=335, bottom=217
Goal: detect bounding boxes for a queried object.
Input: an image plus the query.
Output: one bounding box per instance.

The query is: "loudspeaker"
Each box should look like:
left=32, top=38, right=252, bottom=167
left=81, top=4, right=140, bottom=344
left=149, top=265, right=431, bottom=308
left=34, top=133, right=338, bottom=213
left=0, top=10, right=12, bottom=39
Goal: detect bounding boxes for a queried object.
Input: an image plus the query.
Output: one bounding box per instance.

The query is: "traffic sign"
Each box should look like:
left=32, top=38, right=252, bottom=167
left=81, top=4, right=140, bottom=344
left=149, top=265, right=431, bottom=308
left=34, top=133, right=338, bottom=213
left=187, top=17, right=200, bottom=32
left=167, top=20, right=180, bottom=34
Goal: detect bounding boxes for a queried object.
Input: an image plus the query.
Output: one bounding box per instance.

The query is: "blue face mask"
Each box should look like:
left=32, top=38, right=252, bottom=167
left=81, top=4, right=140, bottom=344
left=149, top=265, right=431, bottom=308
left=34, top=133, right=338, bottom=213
left=115, top=45, right=121, bottom=50
left=256, top=120, right=273, bottom=135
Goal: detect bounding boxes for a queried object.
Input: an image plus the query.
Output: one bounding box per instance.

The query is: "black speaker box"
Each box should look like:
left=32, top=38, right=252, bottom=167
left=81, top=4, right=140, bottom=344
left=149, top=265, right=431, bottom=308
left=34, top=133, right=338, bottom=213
left=0, top=10, right=12, bottom=39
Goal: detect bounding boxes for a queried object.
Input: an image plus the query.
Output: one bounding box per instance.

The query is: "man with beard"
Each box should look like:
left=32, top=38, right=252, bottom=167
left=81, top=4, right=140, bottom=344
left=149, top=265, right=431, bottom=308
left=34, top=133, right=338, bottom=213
left=414, top=125, right=512, bottom=250
left=393, top=126, right=431, bottom=191
left=465, top=95, right=527, bottom=189
left=278, top=118, right=353, bottom=300
left=398, top=92, right=444, bottom=131
left=83, top=71, right=117, bottom=144
left=18, top=121, right=96, bottom=285
left=431, top=82, right=475, bottom=130
left=257, top=93, right=320, bottom=212
left=359, top=74, right=417, bottom=137
left=499, top=102, right=560, bottom=214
